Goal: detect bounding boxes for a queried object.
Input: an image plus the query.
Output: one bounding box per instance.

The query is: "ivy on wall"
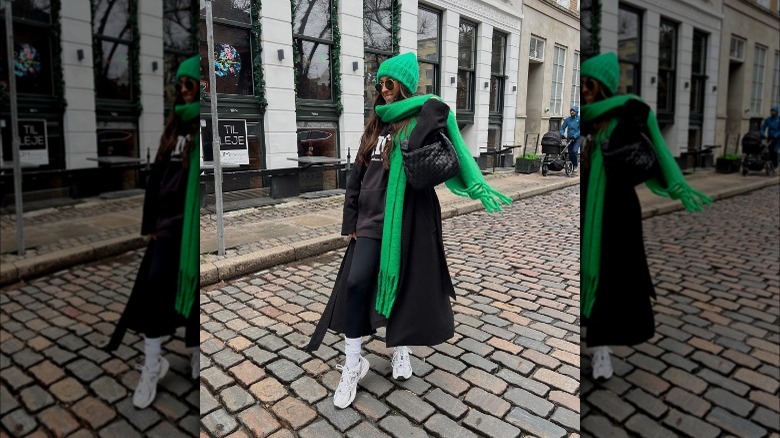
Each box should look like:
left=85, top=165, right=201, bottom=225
left=130, top=0, right=141, bottom=112
left=51, top=0, right=66, bottom=110
left=392, top=0, right=400, bottom=56
left=332, top=0, right=342, bottom=114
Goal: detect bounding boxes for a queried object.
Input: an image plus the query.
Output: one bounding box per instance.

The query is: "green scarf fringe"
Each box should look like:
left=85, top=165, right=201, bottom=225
left=580, top=95, right=712, bottom=318
left=175, top=132, right=200, bottom=318
left=373, top=95, right=512, bottom=318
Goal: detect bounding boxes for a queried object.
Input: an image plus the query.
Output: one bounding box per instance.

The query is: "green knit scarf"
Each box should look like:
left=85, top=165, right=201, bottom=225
left=373, top=94, right=512, bottom=317
left=174, top=105, right=200, bottom=318
left=580, top=94, right=712, bottom=318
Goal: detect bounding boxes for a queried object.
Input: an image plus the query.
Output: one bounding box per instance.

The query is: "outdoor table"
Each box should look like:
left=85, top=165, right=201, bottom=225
left=87, top=156, right=144, bottom=192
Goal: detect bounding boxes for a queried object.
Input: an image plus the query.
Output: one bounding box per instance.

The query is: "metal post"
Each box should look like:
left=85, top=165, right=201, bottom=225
left=206, top=0, right=225, bottom=256
left=4, top=0, right=24, bottom=256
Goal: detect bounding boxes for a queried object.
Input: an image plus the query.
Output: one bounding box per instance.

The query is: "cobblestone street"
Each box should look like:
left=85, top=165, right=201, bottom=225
left=0, top=250, right=199, bottom=437
left=581, top=185, right=780, bottom=437
left=199, top=186, right=581, bottom=437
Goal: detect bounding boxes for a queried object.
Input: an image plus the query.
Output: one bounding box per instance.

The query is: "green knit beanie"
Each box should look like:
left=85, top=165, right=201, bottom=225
left=176, top=55, right=200, bottom=81
left=581, top=52, right=619, bottom=95
left=377, top=52, right=419, bottom=94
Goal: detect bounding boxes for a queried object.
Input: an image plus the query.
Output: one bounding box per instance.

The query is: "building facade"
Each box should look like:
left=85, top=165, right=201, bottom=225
left=201, top=0, right=579, bottom=194
left=582, top=0, right=725, bottom=157
left=516, top=0, right=581, bottom=153
left=717, top=0, right=780, bottom=153
left=0, top=0, right=197, bottom=197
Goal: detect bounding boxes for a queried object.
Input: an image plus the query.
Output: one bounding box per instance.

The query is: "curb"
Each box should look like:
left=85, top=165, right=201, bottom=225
left=199, top=178, right=581, bottom=287
left=0, top=235, right=147, bottom=288
left=641, top=177, right=779, bottom=219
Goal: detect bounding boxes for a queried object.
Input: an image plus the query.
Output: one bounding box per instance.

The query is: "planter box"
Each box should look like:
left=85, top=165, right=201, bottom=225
left=715, top=158, right=741, bottom=174
left=515, top=158, right=541, bottom=174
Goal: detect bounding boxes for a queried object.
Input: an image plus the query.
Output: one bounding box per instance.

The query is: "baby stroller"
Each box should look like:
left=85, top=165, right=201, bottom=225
left=741, top=131, right=775, bottom=176
left=540, top=131, right=574, bottom=176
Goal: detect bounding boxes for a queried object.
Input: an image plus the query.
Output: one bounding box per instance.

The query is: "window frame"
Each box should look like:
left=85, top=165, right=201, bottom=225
left=550, top=45, right=566, bottom=116
left=489, top=30, right=507, bottom=119
left=530, top=36, right=545, bottom=62
left=750, top=44, right=767, bottom=116
left=772, top=50, right=780, bottom=107
left=617, top=3, right=642, bottom=96
left=730, top=35, right=746, bottom=62
left=416, top=5, right=442, bottom=96
left=292, top=0, right=336, bottom=111
left=92, top=0, right=139, bottom=111
left=363, top=0, right=398, bottom=118
left=456, top=19, right=478, bottom=119
left=164, top=0, right=198, bottom=115
left=656, top=17, right=678, bottom=122
left=689, top=30, right=707, bottom=121
left=571, top=51, right=580, bottom=109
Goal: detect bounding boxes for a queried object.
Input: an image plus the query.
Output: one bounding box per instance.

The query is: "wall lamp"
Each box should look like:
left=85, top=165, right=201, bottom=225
left=650, top=76, right=656, bottom=85
left=512, top=85, right=517, bottom=92
left=484, top=81, right=489, bottom=89
left=450, top=76, right=456, bottom=85
left=352, top=61, right=359, bottom=71
left=712, top=85, right=717, bottom=92
left=277, top=49, right=285, bottom=61
left=152, top=61, right=159, bottom=72
left=684, top=81, right=689, bottom=89
left=77, top=49, right=84, bottom=61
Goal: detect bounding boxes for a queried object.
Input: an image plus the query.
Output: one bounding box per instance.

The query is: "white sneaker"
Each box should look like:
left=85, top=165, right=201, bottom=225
left=133, top=357, right=169, bottom=409
left=333, top=356, right=369, bottom=409
left=591, top=346, right=613, bottom=380
left=391, top=346, right=413, bottom=380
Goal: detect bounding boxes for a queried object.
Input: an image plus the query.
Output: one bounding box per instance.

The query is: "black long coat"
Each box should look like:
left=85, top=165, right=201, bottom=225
left=581, top=111, right=657, bottom=347
left=306, top=166, right=456, bottom=351
left=105, top=132, right=198, bottom=351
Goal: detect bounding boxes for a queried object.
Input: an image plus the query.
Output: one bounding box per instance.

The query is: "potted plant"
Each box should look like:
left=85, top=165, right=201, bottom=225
left=715, top=153, right=741, bottom=174
left=515, top=153, right=542, bottom=174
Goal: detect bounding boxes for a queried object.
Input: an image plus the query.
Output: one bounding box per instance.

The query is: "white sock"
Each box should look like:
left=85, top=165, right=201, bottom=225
left=144, top=336, right=162, bottom=370
left=344, top=336, right=362, bottom=370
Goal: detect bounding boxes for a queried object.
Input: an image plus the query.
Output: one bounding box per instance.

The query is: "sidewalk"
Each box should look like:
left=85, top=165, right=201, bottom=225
left=1, top=168, right=777, bottom=287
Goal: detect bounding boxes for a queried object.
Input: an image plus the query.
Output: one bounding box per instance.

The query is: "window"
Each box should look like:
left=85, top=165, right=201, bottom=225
left=730, top=36, right=746, bottom=62
left=164, top=0, right=197, bottom=107
left=756, top=0, right=770, bottom=8
left=0, top=0, right=54, bottom=95
left=772, top=51, right=780, bottom=107
left=618, top=4, right=641, bottom=95
left=530, top=36, right=545, bottom=61
left=93, top=0, right=134, bottom=101
left=657, top=19, right=677, bottom=116
left=750, top=45, right=767, bottom=116
left=199, top=1, right=253, bottom=96
left=293, top=0, right=334, bottom=101
left=364, top=0, right=396, bottom=110
left=489, top=30, right=507, bottom=114
left=417, top=6, right=441, bottom=95
left=550, top=46, right=566, bottom=116
left=690, top=30, right=707, bottom=117
left=571, top=52, right=580, bottom=108
left=457, top=20, right=477, bottom=113
left=580, top=0, right=599, bottom=60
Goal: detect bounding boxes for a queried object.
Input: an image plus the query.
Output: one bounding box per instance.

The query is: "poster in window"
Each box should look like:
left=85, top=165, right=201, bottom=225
left=18, top=119, right=49, bottom=166
left=200, top=119, right=249, bottom=166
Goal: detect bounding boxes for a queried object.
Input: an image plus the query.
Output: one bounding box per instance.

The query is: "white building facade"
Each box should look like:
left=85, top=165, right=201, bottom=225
left=201, top=0, right=579, bottom=194
left=582, top=0, right=724, bottom=158
left=1, top=0, right=197, bottom=196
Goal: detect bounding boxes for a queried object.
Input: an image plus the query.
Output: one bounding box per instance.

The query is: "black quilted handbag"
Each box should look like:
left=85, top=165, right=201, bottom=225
left=601, top=131, right=659, bottom=186
left=400, top=131, right=460, bottom=190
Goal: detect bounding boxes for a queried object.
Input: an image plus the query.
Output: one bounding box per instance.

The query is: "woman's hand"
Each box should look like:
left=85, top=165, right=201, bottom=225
left=348, top=232, right=356, bottom=240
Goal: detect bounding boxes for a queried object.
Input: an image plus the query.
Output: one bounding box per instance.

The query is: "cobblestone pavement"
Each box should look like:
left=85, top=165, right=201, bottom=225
left=0, top=197, right=143, bottom=262
left=581, top=185, right=780, bottom=437
left=199, top=185, right=580, bottom=437
left=0, top=250, right=199, bottom=437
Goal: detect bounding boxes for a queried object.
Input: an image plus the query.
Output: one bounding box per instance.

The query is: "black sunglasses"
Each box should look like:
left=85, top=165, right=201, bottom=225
left=581, top=78, right=596, bottom=91
left=375, top=78, right=395, bottom=93
left=176, top=79, right=197, bottom=92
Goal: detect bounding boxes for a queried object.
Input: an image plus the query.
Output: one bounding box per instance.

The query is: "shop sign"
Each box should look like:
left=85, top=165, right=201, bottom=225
left=18, top=119, right=49, bottom=166
left=200, top=118, right=249, bottom=165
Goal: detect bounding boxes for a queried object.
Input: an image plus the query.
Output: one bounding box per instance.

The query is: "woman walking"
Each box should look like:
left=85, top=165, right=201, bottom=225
left=306, top=52, right=512, bottom=409
left=579, top=52, right=711, bottom=379
left=105, top=55, right=200, bottom=409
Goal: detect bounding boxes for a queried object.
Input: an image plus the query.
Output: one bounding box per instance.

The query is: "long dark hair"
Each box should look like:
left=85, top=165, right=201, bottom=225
left=155, top=84, right=199, bottom=168
left=356, top=83, right=413, bottom=169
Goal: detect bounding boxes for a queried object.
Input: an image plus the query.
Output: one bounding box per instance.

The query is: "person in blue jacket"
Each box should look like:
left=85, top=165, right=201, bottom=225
left=759, top=105, right=779, bottom=167
left=560, top=105, right=581, bottom=172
